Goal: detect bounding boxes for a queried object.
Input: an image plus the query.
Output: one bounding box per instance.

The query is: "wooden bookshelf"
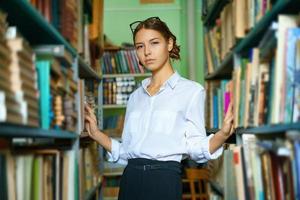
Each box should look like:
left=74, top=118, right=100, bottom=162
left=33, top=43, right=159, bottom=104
left=103, top=171, right=124, bottom=177
left=103, top=104, right=127, bottom=109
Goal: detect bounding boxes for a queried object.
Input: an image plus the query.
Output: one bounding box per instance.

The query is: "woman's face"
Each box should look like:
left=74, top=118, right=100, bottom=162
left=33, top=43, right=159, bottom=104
left=134, top=28, right=173, bottom=72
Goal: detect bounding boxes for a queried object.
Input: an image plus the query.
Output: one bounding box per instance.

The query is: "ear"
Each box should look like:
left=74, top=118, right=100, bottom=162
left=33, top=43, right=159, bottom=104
left=168, top=38, right=174, bottom=52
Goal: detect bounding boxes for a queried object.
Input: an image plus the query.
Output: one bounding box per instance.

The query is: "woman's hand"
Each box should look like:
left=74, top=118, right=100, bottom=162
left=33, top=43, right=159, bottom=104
left=220, top=101, right=235, bottom=137
left=84, top=104, right=99, bottom=140
left=84, top=104, right=112, bottom=152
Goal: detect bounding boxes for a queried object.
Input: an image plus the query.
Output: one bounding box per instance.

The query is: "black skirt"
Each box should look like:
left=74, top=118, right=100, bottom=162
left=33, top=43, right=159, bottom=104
left=118, top=158, right=182, bottom=200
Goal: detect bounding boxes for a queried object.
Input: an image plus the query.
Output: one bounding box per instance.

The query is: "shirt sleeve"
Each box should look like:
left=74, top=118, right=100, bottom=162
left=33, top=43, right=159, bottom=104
left=106, top=94, right=134, bottom=165
left=107, top=138, right=128, bottom=165
left=185, top=88, right=223, bottom=163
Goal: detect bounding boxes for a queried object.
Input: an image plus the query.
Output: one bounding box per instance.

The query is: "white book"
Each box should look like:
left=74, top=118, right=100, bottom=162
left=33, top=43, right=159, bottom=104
left=272, top=15, right=298, bottom=124
left=0, top=91, right=6, bottom=121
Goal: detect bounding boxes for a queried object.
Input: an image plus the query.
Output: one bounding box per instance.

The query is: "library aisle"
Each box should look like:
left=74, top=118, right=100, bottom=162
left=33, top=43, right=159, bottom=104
left=0, top=0, right=300, bottom=200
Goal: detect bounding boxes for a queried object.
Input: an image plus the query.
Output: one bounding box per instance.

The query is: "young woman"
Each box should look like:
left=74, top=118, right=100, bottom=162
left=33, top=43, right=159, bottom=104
left=85, top=17, right=234, bottom=200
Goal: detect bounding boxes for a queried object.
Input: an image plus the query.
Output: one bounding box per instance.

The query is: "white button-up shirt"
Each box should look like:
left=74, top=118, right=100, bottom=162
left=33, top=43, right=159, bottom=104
left=107, top=71, right=223, bottom=165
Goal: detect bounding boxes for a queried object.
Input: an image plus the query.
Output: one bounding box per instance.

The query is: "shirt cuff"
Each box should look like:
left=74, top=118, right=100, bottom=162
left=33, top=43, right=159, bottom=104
left=201, top=134, right=224, bottom=160
left=107, top=138, right=120, bottom=162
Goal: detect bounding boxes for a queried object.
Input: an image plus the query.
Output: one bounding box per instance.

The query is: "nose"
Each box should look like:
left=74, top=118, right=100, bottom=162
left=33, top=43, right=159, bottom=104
left=144, top=44, right=151, bottom=56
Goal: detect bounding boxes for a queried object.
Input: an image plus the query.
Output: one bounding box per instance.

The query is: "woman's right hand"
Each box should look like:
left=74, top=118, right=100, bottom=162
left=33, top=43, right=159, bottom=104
left=84, top=104, right=100, bottom=140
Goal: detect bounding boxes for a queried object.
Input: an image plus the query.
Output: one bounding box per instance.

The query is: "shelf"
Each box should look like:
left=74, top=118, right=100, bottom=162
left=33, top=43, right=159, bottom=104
left=103, top=73, right=151, bottom=78
left=0, top=0, right=76, bottom=55
left=236, top=122, right=300, bottom=135
left=103, top=197, right=118, bottom=200
left=85, top=180, right=102, bottom=200
left=234, top=0, right=300, bottom=54
left=80, top=133, right=95, bottom=147
left=203, top=0, right=230, bottom=26
left=78, top=57, right=102, bottom=80
left=204, top=0, right=300, bottom=80
left=206, top=128, right=236, bottom=143
left=0, top=123, right=78, bottom=139
left=259, top=35, right=277, bottom=61
left=103, top=170, right=124, bottom=177
left=205, top=53, right=233, bottom=80
left=103, top=105, right=127, bottom=109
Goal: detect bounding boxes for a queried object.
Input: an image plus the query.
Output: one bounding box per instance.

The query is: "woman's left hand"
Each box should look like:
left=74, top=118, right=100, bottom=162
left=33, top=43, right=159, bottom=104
left=220, top=101, right=235, bottom=137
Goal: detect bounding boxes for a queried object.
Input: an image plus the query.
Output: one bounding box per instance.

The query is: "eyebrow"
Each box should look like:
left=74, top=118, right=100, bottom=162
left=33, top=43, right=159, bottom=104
left=135, top=37, right=160, bottom=45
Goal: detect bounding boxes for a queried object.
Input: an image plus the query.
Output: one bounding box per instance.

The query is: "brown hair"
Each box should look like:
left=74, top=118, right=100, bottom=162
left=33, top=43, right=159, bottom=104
left=132, top=17, right=180, bottom=60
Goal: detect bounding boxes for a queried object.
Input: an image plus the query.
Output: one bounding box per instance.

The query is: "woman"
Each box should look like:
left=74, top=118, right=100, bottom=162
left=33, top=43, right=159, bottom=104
left=85, top=17, right=234, bottom=200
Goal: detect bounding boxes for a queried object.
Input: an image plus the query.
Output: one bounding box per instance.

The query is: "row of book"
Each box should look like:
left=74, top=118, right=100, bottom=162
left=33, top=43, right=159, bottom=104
left=0, top=10, right=79, bottom=132
left=205, top=15, right=300, bottom=129
left=103, top=114, right=125, bottom=138
left=222, top=132, right=300, bottom=200
left=0, top=12, right=40, bottom=127
left=204, top=0, right=272, bottom=75
left=0, top=148, right=76, bottom=200
left=0, top=142, right=102, bottom=200
left=79, top=142, right=102, bottom=200
left=103, top=77, right=137, bottom=105
left=48, top=63, right=78, bottom=131
left=29, top=0, right=104, bottom=73
left=101, top=49, right=146, bottom=74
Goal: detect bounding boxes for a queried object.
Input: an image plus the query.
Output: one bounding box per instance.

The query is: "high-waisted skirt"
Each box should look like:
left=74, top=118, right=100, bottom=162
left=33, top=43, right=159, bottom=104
left=118, top=158, right=182, bottom=200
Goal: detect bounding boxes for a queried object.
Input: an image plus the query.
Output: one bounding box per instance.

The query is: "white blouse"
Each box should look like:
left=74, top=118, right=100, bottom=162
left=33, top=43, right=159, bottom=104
left=107, top=71, right=223, bottom=165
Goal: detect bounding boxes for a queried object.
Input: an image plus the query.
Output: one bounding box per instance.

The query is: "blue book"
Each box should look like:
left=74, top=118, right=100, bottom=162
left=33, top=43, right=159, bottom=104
left=295, top=141, right=300, bottom=199
left=36, top=61, right=51, bottom=129
left=285, top=28, right=300, bottom=123
left=213, top=94, right=218, bottom=128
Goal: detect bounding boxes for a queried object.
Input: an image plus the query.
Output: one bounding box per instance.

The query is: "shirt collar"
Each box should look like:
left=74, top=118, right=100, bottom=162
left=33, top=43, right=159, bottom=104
left=141, top=71, right=180, bottom=91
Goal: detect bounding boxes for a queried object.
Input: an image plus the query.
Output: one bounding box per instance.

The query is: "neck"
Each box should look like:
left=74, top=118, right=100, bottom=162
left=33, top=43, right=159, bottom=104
left=150, top=62, right=174, bottom=87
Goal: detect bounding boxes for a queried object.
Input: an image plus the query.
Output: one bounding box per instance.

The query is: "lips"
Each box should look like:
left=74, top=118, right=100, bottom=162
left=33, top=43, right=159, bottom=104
left=145, top=59, right=155, bottom=64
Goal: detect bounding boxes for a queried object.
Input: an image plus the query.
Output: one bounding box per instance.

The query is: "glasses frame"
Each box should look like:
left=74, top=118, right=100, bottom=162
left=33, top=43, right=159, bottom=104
left=129, top=16, right=160, bottom=34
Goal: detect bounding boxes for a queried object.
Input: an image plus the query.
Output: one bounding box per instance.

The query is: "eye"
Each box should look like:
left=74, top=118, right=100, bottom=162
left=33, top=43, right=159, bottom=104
left=151, top=41, right=159, bottom=45
left=135, top=45, right=143, bottom=49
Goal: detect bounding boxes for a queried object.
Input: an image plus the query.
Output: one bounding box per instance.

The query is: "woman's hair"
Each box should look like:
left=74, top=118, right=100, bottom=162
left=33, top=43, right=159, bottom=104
left=132, top=17, right=180, bottom=60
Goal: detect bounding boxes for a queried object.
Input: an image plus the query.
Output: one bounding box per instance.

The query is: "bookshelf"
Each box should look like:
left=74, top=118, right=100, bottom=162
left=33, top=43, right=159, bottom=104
left=0, top=0, right=101, bottom=81
left=204, top=0, right=300, bottom=80
left=0, top=0, right=104, bottom=200
left=202, top=0, right=300, bottom=199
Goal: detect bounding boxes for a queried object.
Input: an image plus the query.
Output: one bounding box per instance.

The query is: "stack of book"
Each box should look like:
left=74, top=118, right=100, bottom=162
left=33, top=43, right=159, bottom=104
left=0, top=18, right=39, bottom=127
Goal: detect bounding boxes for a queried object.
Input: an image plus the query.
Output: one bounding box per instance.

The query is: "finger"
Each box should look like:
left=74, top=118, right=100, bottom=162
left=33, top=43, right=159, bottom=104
left=224, top=116, right=234, bottom=124
left=85, top=106, right=97, bottom=121
left=85, top=115, right=94, bottom=124
left=85, top=104, right=93, bottom=113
